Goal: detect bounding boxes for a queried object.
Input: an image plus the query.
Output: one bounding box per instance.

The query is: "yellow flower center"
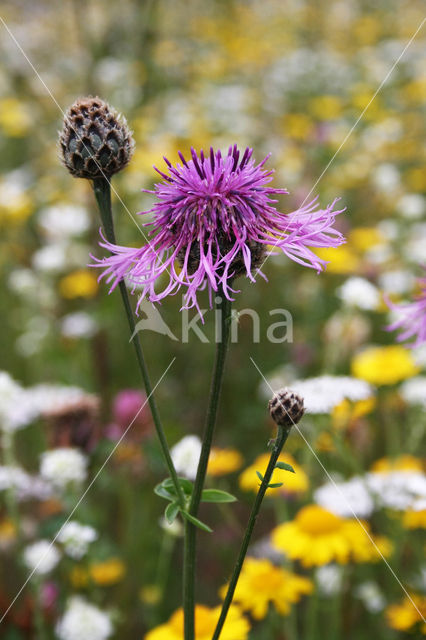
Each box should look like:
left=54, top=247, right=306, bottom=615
left=296, top=505, right=343, bottom=535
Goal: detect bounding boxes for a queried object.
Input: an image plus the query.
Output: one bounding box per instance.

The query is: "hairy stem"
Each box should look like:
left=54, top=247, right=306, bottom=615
left=212, top=423, right=292, bottom=640
left=92, top=176, right=185, bottom=508
left=183, top=292, right=232, bottom=640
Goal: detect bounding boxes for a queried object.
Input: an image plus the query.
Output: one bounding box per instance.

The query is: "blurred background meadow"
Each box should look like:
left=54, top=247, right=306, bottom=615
left=0, top=0, right=425, bottom=638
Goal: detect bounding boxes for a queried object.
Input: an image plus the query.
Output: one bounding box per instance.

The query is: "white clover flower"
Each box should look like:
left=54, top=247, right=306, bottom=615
left=337, top=277, right=380, bottom=311
left=38, top=205, right=90, bottom=240
left=290, top=375, right=374, bottom=414
left=170, top=435, right=201, bottom=480
left=366, top=471, right=426, bottom=511
left=57, top=521, right=98, bottom=559
left=314, top=476, right=375, bottom=518
left=400, top=377, right=426, bottom=409
left=56, top=597, right=113, bottom=640
left=40, top=448, right=88, bottom=490
left=315, top=564, right=343, bottom=597
left=355, top=581, right=386, bottom=613
left=23, top=540, right=60, bottom=575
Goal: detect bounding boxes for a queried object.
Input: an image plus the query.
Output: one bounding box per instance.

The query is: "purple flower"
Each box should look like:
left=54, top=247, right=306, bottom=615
left=386, top=274, right=426, bottom=348
left=91, top=145, right=345, bottom=315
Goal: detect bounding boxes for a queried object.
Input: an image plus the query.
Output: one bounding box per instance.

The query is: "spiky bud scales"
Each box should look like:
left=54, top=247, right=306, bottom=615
left=59, top=97, right=134, bottom=179
left=268, top=388, right=304, bottom=427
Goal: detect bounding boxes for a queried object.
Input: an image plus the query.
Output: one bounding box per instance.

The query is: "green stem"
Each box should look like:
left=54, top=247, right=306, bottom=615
left=183, top=292, right=232, bottom=640
left=92, top=176, right=185, bottom=509
left=212, top=423, right=292, bottom=640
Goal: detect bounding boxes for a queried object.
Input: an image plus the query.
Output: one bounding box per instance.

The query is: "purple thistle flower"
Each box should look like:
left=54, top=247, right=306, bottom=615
left=386, top=274, right=426, bottom=348
left=91, top=145, right=345, bottom=316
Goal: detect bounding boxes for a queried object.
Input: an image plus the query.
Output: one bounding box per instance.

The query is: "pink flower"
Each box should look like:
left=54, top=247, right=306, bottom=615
left=386, top=274, right=426, bottom=348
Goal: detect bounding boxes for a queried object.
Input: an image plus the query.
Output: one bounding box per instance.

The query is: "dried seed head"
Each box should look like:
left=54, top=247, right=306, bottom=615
left=59, top=96, right=134, bottom=179
left=268, top=388, right=305, bottom=427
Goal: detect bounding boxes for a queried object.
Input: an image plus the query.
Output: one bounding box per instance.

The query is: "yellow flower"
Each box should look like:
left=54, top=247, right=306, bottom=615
left=386, top=594, right=426, bottom=634
left=90, top=558, right=125, bottom=585
left=144, top=604, right=250, bottom=640
left=0, top=519, right=16, bottom=543
left=315, top=246, right=360, bottom=274
left=347, top=227, right=383, bottom=252
left=59, top=270, right=99, bottom=299
left=351, top=346, right=420, bottom=385
left=371, top=455, right=424, bottom=474
left=0, top=98, right=31, bottom=137
left=0, top=181, right=33, bottom=224
left=271, top=505, right=392, bottom=567
left=140, top=585, right=162, bottom=605
left=332, top=397, right=376, bottom=429
left=70, top=566, right=89, bottom=588
left=282, top=114, right=313, bottom=140
left=403, top=509, right=426, bottom=529
left=239, top=453, right=308, bottom=495
left=220, top=558, right=313, bottom=620
left=309, top=95, right=342, bottom=120
left=207, top=447, right=243, bottom=476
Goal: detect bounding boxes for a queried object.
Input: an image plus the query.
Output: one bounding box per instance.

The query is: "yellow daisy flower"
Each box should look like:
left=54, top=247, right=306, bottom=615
left=402, top=509, right=426, bottom=529
left=315, top=246, right=360, bottom=274
left=332, top=397, right=376, bottom=429
left=238, top=453, right=308, bottom=495
left=144, top=604, right=250, bottom=640
left=90, top=557, right=126, bottom=586
left=271, top=505, right=392, bottom=567
left=59, top=269, right=99, bottom=299
left=347, top=227, right=383, bottom=252
left=207, top=447, right=243, bottom=476
left=220, top=557, right=313, bottom=620
left=371, top=455, right=424, bottom=473
left=351, top=345, right=420, bottom=385
left=386, top=594, right=426, bottom=635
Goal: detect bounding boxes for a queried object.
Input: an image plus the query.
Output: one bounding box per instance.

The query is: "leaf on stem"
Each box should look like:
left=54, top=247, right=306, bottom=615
left=275, top=462, right=295, bottom=473
left=201, top=489, right=237, bottom=503
left=181, top=511, right=213, bottom=533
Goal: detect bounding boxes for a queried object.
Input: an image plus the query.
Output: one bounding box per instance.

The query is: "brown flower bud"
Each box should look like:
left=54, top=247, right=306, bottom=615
left=268, top=388, right=304, bottom=427
left=59, top=96, right=134, bottom=179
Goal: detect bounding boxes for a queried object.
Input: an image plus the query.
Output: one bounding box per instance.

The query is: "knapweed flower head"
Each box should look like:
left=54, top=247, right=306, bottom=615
left=386, top=274, right=426, bottom=348
left=92, top=145, right=345, bottom=316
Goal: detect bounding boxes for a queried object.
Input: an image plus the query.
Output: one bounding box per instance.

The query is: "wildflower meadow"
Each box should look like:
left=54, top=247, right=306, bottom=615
left=0, top=1, right=425, bottom=639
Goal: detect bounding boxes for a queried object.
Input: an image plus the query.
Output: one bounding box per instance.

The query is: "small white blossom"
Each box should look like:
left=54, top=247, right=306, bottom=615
left=23, top=540, right=60, bottom=575
left=56, top=597, right=113, bottom=640
left=396, top=193, right=426, bottom=220
left=315, top=565, right=343, bottom=597
left=170, top=435, right=201, bottom=480
left=61, top=312, right=97, bottom=339
left=400, top=377, right=426, bottom=409
left=378, top=270, right=415, bottom=295
left=372, top=163, right=400, bottom=192
left=0, top=372, right=38, bottom=432
left=159, top=517, right=183, bottom=538
left=290, top=376, right=374, bottom=414
left=0, top=465, right=52, bottom=501
left=367, top=471, right=426, bottom=511
left=40, top=448, right=88, bottom=490
left=337, top=277, right=381, bottom=311
left=38, top=205, right=90, bottom=240
left=57, top=521, right=98, bottom=559
left=314, top=476, right=375, bottom=518
left=355, top=581, right=386, bottom=613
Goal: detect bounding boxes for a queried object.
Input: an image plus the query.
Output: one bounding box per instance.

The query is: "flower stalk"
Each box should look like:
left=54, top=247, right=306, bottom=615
left=183, top=292, right=233, bottom=640
left=212, top=423, right=292, bottom=640
left=92, top=176, right=185, bottom=508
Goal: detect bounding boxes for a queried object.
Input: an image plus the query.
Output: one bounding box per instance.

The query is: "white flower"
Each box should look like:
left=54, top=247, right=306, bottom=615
left=0, top=372, right=38, bottom=432
left=414, top=344, right=426, bottom=369
left=399, top=377, right=426, bottom=409
left=372, top=163, right=400, bottom=192
left=337, top=277, right=380, bottom=311
left=366, top=471, right=426, bottom=511
left=38, top=205, right=90, bottom=240
left=159, top=517, right=183, bottom=538
left=404, top=223, right=426, bottom=265
left=0, top=465, right=52, bottom=501
left=170, top=435, right=201, bottom=480
left=28, top=384, right=97, bottom=416
left=314, top=477, right=374, bottom=518
left=57, top=521, right=98, bottom=559
left=23, top=540, right=60, bottom=575
left=61, top=312, right=97, bottom=339
left=40, top=448, right=88, bottom=490
left=56, top=597, right=113, bottom=640
left=290, top=376, right=374, bottom=414
left=378, top=270, right=415, bottom=295
left=396, top=193, right=425, bottom=219
left=315, top=565, right=343, bottom=597
left=355, top=581, right=386, bottom=613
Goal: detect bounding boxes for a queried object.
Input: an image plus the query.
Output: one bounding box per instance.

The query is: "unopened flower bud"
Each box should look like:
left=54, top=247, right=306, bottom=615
left=59, top=96, right=134, bottom=179
left=268, top=388, right=304, bottom=427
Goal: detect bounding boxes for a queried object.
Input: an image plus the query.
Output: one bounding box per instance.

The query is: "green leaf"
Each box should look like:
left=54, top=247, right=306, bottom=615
left=154, top=483, right=175, bottom=501
left=201, top=489, right=237, bottom=503
left=165, top=501, right=180, bottom=524
left=163, top=477, right=194, bottom=495
left=181, top=511, right=213, bottom=533
left=275, top=462, right=295, bottom=473
left=267, top=482, right=284, bottom=489
left=256, top=470, right=264, bottom=482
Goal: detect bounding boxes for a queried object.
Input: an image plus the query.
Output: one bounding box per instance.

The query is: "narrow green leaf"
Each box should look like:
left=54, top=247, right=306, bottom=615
left=181, top=511, right=213, bottom=533
left=154, top=484, right=175, bottom=501
left=256, top=470, right=264, bottom=482
left=163, top=477, right=194, bottom=495
left=267, top=482, right=283, bottom=489
left=275, top=462, right=295, bottom=473
left=165, top=501, right=180, bottom=524
left=201, top=489, right=237, bottom=503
